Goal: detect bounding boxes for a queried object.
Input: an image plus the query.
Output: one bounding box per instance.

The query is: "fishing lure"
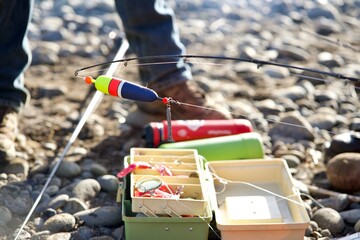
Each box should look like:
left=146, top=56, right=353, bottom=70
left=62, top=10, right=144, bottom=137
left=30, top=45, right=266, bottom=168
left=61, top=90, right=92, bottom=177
left=116, top=162, right=152, bottom=178
left=84, top=75, right=163, bottom=102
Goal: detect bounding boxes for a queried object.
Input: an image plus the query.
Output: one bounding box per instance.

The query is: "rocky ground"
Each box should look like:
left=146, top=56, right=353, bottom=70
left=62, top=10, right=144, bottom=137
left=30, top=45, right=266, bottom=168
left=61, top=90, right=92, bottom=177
left=1, top=0, right=360, bottom=239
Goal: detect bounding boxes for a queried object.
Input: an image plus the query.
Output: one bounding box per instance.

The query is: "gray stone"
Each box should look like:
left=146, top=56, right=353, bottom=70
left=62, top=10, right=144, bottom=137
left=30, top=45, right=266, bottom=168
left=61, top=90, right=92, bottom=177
left=74, top=206, right=122, bottom=227
left=272, top=85, right=307, bottom=101
left=90, top=163, right=108, bottom=176
left=281, top=154, right=301, bottom=168
left=45, top=185, right=60, bottom=197
left=3, top=159, right=29, bottom=177
left=46, top=232, right=72, bottom=240
left=97, top=175, right=119, bottom=193
left=47, top=194, right=69, bottom=210
left=276, top=45, right=310, bottom=61
left=112, top=226, right=124, bottom=240
left=55, top=161, right=81, bottom=178
left=314, top=89, right=338, bottom=102
left=269, top=111, right=315, bottom=142
left=255, top=99, right=284, bottom=116
left=0, top=206, right=12, bottom=224
left=320, top=229, right=332, bottom=238
left=327, top=132, right=360, bottom=158
left=58, top=179, right=101, bottom=201
left=63, top=197, right=88, bottom=214
left=307, top=112, right=337, bottom=130
left=355, top=219, right=360, bottom=232
left=43, top=213, right=76, bottom=233
left=317, top=194, right=350, bottom=212
left=340, top=209, right=360, bottom=224
left=0, top=190, right=33, bottom=215
left=312, top=208, right=344, bottom=235
left=71, top=226, right=95, bottom=240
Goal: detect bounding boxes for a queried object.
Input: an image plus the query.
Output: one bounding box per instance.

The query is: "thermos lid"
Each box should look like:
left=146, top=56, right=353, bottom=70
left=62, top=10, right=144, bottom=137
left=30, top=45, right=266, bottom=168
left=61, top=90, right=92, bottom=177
left=144, top=122, right=163, bottom=147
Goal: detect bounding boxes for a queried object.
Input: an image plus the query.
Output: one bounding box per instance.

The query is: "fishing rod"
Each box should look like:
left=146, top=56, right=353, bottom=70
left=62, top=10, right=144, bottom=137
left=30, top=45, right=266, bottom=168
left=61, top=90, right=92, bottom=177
left=75, top=54, right=360, bottom=84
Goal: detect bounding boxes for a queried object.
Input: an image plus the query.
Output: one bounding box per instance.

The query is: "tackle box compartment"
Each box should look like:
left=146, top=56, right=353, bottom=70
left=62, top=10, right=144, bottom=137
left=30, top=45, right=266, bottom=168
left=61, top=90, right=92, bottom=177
left=129, top=148, right=209, bottom=217
left=120, top=163, right=212, bottom=240
left=205, top=159, right=310, bottom=240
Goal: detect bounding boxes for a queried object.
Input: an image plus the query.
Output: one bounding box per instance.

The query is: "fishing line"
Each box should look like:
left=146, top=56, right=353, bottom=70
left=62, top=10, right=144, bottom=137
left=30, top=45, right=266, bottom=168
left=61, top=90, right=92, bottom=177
left=173, top=100, right=341, bottom=136
left=300, top=193, right=325, bottom=209
left=13, top=39, right=130, bottom=240
left=207, top=169, right=305, bottom=208
left=301, top=27, right=360, bottom=53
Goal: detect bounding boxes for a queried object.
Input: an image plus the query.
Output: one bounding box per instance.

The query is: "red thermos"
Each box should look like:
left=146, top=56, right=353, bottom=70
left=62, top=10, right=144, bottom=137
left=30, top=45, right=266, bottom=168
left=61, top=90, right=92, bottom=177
left=144, top=119, right=253, bottom=147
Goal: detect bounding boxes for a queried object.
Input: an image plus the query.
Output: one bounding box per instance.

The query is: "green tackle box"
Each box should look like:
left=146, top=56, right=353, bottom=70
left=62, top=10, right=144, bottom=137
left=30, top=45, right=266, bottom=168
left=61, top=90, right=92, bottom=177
left=120, top=156, right=213, bottom=240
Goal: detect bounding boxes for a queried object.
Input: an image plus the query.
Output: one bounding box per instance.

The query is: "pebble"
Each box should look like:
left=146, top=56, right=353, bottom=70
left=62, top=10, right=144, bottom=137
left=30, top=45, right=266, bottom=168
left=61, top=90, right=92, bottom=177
left=272, top=85, right=308, bottom=101
left=312, top=208, right=345, bottom=235
left=46, top=232, right=72, bottom=240
left=97, top=175, right=119, bottom=193
left=340, top=209, right=360, bottom=225
left=269, top=111, right=315, bottom=142
left=63, top=197, right=88, bottom=214
left=317, top=194, right=350, bottom=212
left=307, top=112, right=337, bottom=130
left=355, top=220, right=360, bottom=232
left=45, top=185, right=60, bottom=196
left=327, top=132, right=360, bottom=158
left=71, top=226, right=96, bottom=240
left=47, top=194, right=70, bottom=210
left=58, top=179, right=101, bottom=201
left=74, top=206, right=122, bottom=227
left=90, top=163, right=108, bottom=176
left=3, top=159, right=29, bottom=177
left=31, top=230, right=51, bottom=240
left=0, top=206, right=12, bottom=224
left=43, top=213, right=76, bottom=233
left=55, top=161, right=82, bottom=178
left=281, top=154, right=301, bottom=168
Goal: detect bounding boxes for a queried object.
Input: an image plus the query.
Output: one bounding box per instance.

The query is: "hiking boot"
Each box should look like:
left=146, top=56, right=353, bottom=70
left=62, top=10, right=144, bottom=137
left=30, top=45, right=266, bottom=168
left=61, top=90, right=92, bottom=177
left=0, top=107, right=18, bottom=162
left=126, top=80, right=232, bottom=127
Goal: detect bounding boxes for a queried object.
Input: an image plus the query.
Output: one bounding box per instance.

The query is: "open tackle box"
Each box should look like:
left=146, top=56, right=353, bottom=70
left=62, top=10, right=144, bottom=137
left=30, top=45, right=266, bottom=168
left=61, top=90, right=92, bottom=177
left=118, top=148, right=310, bottom=240
left=129, top=148, right=209, bottom=217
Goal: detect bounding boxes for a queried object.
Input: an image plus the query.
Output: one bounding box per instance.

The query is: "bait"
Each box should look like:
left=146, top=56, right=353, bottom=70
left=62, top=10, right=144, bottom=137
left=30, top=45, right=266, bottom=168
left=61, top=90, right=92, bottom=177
left=117, top=162, right=152, bottom=178
left=84, top=75, right=161, bottom=102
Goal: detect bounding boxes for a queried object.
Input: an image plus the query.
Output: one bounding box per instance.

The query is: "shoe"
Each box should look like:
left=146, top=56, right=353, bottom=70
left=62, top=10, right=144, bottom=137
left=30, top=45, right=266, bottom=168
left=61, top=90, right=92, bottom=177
left=126, top=80, right=232, bottom=127
left=0, top=107, right=18, bottom=162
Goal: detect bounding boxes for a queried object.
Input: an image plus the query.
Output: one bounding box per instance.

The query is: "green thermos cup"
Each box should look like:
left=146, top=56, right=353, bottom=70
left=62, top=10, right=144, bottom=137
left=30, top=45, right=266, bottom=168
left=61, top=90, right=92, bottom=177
left=158, top=132, right=264, bottom=161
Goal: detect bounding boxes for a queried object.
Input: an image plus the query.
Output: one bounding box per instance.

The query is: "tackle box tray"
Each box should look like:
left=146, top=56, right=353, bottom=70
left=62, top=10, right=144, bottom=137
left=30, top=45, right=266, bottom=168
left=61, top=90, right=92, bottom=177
left=129, top=148, right=209, bottom=217
left=205, top=159, right=310, bottom=240
left=120, top=166, right=212, bottom=240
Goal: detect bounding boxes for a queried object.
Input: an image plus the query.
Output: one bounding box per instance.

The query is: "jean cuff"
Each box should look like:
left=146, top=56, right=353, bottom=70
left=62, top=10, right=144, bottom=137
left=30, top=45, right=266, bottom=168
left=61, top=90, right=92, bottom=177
left=0, top=99, right=23, bottom=113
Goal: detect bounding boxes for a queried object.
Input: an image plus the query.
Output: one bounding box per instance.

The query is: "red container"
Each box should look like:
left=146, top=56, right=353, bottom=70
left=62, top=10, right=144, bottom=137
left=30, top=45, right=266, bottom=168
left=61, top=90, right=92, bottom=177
left=144, top=119, right=253, bottom=147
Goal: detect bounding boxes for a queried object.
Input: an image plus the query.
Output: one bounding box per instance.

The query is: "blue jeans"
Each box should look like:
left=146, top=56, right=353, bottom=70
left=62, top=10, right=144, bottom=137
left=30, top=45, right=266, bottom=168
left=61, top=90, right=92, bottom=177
left=0, top=0, right=192, bottom=112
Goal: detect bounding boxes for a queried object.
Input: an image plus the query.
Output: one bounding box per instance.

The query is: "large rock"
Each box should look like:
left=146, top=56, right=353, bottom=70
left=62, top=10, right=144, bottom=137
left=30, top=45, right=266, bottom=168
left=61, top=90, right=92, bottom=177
left=326, top=152, right=360, bottom=192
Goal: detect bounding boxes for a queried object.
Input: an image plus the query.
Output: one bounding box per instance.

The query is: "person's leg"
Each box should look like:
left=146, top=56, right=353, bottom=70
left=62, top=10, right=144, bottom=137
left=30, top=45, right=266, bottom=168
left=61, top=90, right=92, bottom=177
left=115, top=0, right=231, bottom=127
left=0, top=0, right=33, bottom=161
left=115, top=0, right=192, bottom=91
